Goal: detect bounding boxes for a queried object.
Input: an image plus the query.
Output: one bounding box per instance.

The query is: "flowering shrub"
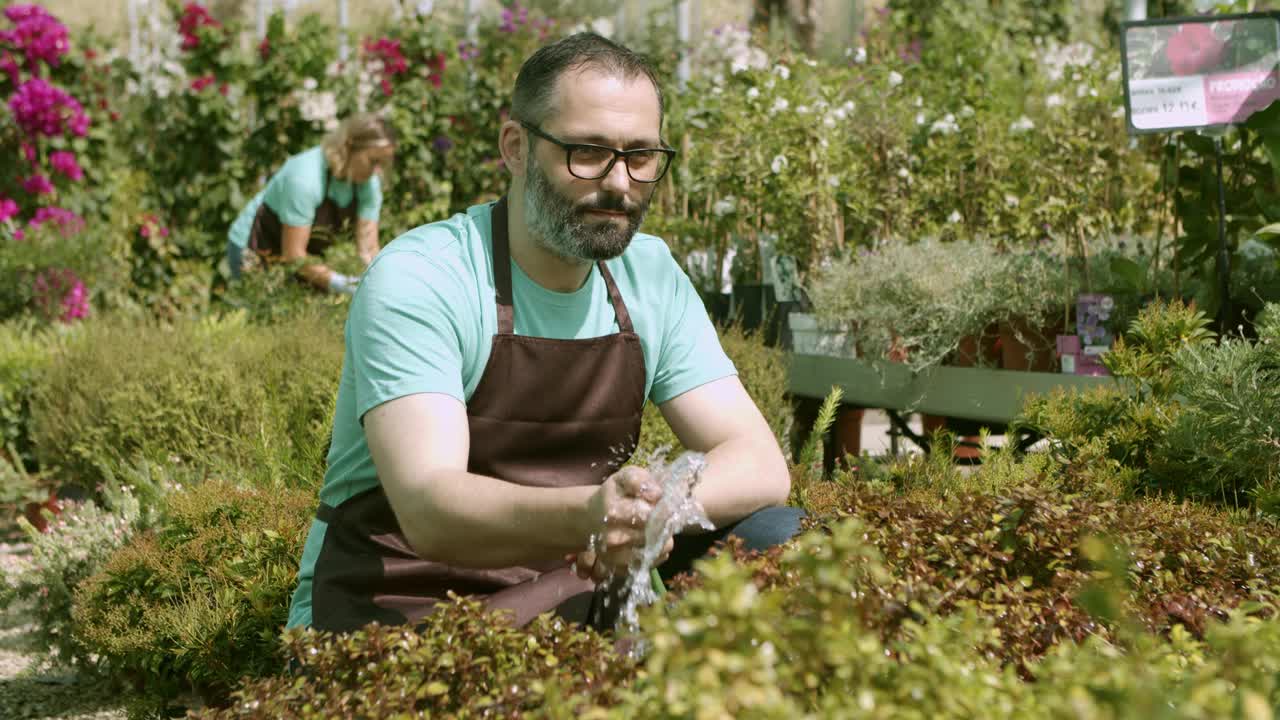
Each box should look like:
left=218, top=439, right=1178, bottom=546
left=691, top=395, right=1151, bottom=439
left=0, top=484, right=145, bottom=671
left=30, top=267, right=88, bottom=323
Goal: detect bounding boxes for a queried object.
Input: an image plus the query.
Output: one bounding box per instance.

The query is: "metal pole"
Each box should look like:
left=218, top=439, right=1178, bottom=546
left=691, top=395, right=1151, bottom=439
left=1213, top=135, right=1233, bottom=333
left=128, top=0, right=140, bottom=66
left=1125, top=0, right=1147, bottom=21
left=338, top=0, right=349, bottom=61
left=675, top=0, right=691, bottom=88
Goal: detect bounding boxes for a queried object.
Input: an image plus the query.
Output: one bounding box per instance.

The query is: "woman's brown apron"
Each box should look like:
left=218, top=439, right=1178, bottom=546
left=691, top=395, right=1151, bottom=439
left=246, top=169, right=356, bottom=260
left=309, top=196, right=647, bottom=633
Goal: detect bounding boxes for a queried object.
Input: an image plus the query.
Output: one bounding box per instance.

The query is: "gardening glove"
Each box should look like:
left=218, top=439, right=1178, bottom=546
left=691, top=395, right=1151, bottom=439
left=328, top=271, right=359, bottom=295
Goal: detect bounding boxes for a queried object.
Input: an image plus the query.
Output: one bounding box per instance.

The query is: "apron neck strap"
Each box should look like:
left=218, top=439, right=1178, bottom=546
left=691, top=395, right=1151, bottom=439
left=490, top=196, right=634, bottom=336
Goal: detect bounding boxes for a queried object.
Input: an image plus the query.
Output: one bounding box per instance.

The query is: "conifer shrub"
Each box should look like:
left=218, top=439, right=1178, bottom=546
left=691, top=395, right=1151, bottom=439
left=28, top=310, right=343, bottom=497
left=72, top=479, right=316, bottom=711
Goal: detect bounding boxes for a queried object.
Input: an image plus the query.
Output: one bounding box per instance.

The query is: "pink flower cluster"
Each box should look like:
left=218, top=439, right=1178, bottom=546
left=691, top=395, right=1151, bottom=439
left=0, top=197, right=18, bottom=223
left=363, top=37, right=408, bottom=96
left=189, top=74, right=227, bottom=95
left=21, top=174, right=53, bottom=195
left=0, top=4, right=69, bottom=71
left=138, top=213, right=170, bottom=239
left=178, top=2, right=221, bottom=51
left=8, top=77, right=90, bottom=138
left=29, top=206, right=84, bottom=234
left=32, top=267, right=88, bottom=324
left=49, top=149, right=82, bottom=180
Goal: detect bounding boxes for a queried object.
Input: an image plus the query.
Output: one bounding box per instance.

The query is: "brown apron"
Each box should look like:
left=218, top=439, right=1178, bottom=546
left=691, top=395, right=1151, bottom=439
left=310, top=196, right=648, bottom=633
left=246, top=168, right=356, bottom=260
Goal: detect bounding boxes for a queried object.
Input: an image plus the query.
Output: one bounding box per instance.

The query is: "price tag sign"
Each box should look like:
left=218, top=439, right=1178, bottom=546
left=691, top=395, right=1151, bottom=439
left=1122, top=12, right=1280, bottom=133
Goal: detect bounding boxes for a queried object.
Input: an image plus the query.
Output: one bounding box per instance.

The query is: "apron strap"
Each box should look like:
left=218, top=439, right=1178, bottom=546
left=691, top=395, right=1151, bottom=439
left=490, top=196, right=634, bottom=336
left=316, top=502, right=338, bottom=523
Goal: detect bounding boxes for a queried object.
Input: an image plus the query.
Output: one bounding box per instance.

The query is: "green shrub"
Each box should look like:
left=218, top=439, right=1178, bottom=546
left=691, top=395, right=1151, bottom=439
left=195, top=597, right=634, bottom=719
left=636, top=324, right=791, bottom=462
left=1017, top=300, right=1280, bottom=513
left=0, top=483, right=148, bottom=671
left=72, top=479, right=315, bottom=711
left=28, top=310, right=343, bottom=497
left=0, top=319, right=60, bottom=499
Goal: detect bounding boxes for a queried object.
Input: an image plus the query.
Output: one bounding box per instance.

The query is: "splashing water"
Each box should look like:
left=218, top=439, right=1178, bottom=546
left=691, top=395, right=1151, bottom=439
left=595, top=449, right=714, bottom=657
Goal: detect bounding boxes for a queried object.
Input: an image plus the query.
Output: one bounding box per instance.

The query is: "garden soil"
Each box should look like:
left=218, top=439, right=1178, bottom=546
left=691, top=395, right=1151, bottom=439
left=0, top=540, right=125, bottom=720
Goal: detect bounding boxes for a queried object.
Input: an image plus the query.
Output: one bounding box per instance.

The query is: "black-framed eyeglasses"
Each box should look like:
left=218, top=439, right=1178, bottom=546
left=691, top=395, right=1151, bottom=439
left=519, top=120, right=676, bottom=183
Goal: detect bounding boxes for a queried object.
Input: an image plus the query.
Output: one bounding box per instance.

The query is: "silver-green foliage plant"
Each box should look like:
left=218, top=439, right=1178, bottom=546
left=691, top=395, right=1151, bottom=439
left=0, top=483, right=148, bottom=671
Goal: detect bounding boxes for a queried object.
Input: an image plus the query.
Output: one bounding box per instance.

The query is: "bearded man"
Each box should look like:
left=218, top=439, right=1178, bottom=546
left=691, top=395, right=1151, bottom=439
left=287, top=32, right=800, bottom=633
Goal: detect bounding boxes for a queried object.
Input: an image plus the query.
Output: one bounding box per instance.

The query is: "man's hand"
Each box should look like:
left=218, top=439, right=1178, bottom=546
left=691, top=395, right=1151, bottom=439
left=570, top=466, right=673, bottom=584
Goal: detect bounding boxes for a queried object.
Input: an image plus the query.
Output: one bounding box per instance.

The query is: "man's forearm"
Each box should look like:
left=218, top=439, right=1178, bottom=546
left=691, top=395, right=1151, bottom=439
left=394, top=469, right=596, bottom=569
left=688, top=435, right=791, bottom=530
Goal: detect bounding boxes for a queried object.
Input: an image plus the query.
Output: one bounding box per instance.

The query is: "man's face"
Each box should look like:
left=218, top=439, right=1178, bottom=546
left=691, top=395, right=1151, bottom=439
left=523, top=68, right=662, bottom=263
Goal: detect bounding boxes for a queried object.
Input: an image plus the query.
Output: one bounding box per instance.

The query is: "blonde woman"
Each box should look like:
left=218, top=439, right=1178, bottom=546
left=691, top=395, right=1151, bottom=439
left=226, top=113, right=397, bottom=293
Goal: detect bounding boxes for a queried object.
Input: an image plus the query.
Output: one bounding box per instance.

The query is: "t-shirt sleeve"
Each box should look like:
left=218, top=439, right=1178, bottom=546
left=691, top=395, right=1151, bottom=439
left=357, top=174, right=383, bottom=222
left=648, top=257, right=737, bottom=405
left=266, top=158, right=325, bottom=227
left=347, top=248, right=470, bottom=421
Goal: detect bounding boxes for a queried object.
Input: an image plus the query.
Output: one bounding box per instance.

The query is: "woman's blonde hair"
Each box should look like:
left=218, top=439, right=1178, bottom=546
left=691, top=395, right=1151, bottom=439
left=322, top=113, right=398, bottom=181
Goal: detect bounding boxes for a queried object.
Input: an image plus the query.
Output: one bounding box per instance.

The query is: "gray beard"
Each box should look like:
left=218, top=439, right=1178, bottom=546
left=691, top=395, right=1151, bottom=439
left=523, top=154, right=648, bottom=263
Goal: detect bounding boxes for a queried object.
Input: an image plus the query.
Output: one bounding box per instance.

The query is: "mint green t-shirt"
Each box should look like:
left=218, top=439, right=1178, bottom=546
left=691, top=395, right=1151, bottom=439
left=286, top=201, right=736, bottom=628
left=227, top=146, right=383, bottom=249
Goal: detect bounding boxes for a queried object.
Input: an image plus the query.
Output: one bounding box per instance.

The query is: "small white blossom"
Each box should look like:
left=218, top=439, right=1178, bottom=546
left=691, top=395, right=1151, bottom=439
left=827, top=175, right=840, bottom=188
left=414, top=0, right=433, bottom=16
left=888, top=70, right=903, bottom=87
left=1045, top=93, right=1064, bottom=108
left=930, top=113, right=959, bottom=135
left=765, top=77, right=776, bottom=90
left=1009, top=116, right=1035, bottom=133
left=796, top=104, right=810, bottom=114
left=771, top=154, right=789, bottom=174
left=803, top=58, right=817, bottom=67
left=914, top=96, right=923, bottom=108
left=1004, top=194, right=1020, bottom=207
left=747, top=87, right=760, bottom=100
left=948, top=210, right=963, bottom=224
left=1076, top=83, right=1098, bottom=98
left=915, top=111, right=926, bottom=126
left=771, top=97, right=790, bottom=114
left=823, top=115, right=837, bottom=128
left=959, top=104, right=975, bottom=118
left=1112, top=106, right=1127, bottom=119
left=843, top=100, right=855, bottom=112
left=712, top=196, right=737, bottom=216
left=773, top=64, right=790, bottom=80
left=302, top=77, right=318, bottom=91
left=897, top=167, right=911, bottom=179
left=853, top=46, right=867, bottom=64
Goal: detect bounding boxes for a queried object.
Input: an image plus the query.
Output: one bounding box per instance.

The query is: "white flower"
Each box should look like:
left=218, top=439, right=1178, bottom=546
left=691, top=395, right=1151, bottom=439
left=1045, top=93, right=1064, bottom=107
left=746, top=87, right=760, bottom=100
left=712, top=73, right=725, bottom=86
left=915, top=112, right=926, bottom=126
left=1004, top=194, right=1020, bottom=207
left=1112, top=106, right=1127, bottom=119
left=712, top=86, right=723, bottom=95
left=773, top=64, right=790, bottom=80
left=796, top=104, right=810, bottom=114
left=414, top=0, right=433, bottom=16
left=823, top=115, right=837, bottom=128
left=803, top=58, right=817, bottom=67
left=897, top=167, right=911, bottom=179
left=947, top=210, right=963, bottom=224
left=888, top=70, right=903, bottom=87
left=1107, top=69, right=1120, bottom=83
left=589, top=17, right=614, bottom=38
left=1009, top=116, right=1035, bottom=133
left=914, top=96, right=923, bottom=108
left=325, top=61, right=342, bottom=78
left=842, top=100, right=855, bottom=112
left=833, top=107, right=848, bottom=121
left=1077, top=83, right=1098, bottom=98
left=853, top=46, right=867, bottom=64
left=827, top=175, right=839, bottom=188
left=930, top=113, right=959, bottom=135
left=712, top=196, right=737, bottom=216
left=302, top=77, right=318, bottom=91
left=959, top=104, right=975, bottom=118
left=771, top=97, right=790, bottom=114
left=771, top=154, right=789, bottom=174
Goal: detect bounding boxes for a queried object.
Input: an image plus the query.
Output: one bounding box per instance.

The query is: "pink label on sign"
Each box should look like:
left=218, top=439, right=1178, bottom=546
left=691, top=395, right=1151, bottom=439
left=1204, top=70, right=1280, bottom=124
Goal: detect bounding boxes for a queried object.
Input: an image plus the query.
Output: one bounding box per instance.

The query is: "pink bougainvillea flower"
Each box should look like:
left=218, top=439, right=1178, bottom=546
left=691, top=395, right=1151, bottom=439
left=22, top=174, right=54, bottom=195
left=178, top=2, right=221, bottom=50
left=0, top=197, right=19, bottom=223
left=20, top=143, right=36, bottom=164
left=31, top=267, right=89, bottom=324
left=29, top=206, right=84, bottom=234
left=49, top=150, right=83, bottom=181
left=0, top=4, right=69, bottom=69
left=1165, top=24, right=1226, bottom=76
left=8, top=77, right=90, bottom=138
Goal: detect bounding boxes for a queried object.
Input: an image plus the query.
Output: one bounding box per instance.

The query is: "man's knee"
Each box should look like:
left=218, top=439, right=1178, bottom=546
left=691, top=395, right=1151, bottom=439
left=727, top=506, right=806, bottom=552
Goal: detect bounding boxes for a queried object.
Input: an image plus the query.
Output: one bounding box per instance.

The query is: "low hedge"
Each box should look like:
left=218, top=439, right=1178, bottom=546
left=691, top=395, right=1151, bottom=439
left=28, top=310, right=344, bottom=498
